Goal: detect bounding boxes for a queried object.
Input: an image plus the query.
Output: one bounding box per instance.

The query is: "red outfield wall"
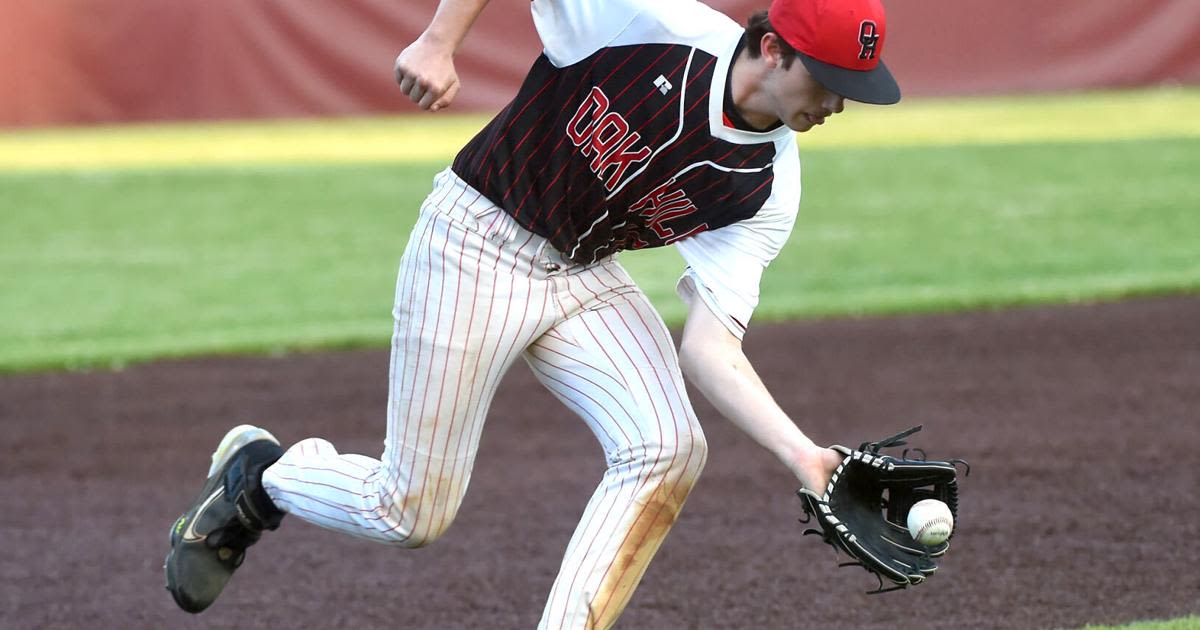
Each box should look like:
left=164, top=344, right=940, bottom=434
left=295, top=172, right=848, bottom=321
left=1, top=0, right=1198, bottom=128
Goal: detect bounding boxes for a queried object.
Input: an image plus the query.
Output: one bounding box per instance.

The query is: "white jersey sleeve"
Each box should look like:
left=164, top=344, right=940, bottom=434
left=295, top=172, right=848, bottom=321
left=532, top=0, right=737, bottom=65
left=674, top=138, right=802, bottom=339
left=530, top=0, right=645, bottom=67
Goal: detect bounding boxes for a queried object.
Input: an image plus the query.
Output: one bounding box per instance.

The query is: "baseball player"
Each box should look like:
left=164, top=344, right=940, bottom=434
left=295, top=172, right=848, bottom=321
left=165, top=0, right=902, bottom=626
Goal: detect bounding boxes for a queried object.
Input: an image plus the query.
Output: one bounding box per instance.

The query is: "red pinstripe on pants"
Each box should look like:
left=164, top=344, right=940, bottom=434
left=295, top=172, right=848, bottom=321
left=261, top=169, right=707, bottom=630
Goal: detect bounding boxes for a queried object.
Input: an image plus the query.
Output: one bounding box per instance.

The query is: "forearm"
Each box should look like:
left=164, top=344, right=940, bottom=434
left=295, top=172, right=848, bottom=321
left=676, top=297, right=842, bottom=491
left=679, top=342, right=821, bottom=480
left=395, top=0, right=490, bottom=110
left=420, top=0, right=491, bottom=52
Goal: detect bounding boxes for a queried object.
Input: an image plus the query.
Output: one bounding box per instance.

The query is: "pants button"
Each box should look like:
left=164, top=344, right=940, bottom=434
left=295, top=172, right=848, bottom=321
left=544, top=262, right=561, bottom=272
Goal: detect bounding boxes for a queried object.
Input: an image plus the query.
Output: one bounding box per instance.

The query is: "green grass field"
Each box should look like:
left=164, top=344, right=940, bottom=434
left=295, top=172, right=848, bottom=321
left=2, top=88, right=1199, bottom=375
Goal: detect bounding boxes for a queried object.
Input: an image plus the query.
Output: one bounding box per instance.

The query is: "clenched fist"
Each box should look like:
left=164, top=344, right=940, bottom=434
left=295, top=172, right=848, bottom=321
left=394, top=37, right=461, bottom=112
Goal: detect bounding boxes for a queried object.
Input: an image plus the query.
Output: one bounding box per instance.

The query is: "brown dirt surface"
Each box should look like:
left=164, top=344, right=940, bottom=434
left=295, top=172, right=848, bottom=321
left=2, top=296, right=1198, bottom=629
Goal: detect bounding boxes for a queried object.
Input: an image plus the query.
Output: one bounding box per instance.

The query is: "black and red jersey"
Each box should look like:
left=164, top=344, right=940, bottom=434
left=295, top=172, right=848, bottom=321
left=451, top=0, right=800, bottom=266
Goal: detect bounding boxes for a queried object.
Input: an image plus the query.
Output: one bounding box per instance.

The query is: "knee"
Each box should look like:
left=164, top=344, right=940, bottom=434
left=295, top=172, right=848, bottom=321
left=386, top=519, right=451, bottom=549
left=675, top=427, right=708, bottom=483
left=373, top=483, right=462, bottom=549
left=632, top=423, right=708, bottom=485
left=674, top=425, right=707, bottom=475
left=372, top=509, right=456, bottom=549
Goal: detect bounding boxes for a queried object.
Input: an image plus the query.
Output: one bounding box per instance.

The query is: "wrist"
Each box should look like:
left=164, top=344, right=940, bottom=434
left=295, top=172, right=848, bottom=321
left=788, top=442, right=844, bottom=493
left=416, top=28, right=458, bottom=53
left=777, top=437, right=819, bottom=477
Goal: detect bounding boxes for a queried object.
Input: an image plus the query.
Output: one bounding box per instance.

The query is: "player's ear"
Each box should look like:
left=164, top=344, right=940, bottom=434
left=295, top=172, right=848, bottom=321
left=760, top=32, right=785, bottom=69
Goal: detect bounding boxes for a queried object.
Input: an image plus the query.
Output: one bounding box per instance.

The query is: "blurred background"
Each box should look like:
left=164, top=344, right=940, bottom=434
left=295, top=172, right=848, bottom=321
left=2, top=0, right=1198, bottom=127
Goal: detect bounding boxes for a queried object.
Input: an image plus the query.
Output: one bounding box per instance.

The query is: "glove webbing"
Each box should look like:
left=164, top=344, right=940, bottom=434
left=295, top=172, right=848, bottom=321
left=859, top=424, right=923, bottom=454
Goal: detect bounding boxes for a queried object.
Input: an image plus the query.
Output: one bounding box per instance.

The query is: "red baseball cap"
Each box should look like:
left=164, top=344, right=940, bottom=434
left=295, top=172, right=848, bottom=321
left=767, top=0, right=901, bottom=104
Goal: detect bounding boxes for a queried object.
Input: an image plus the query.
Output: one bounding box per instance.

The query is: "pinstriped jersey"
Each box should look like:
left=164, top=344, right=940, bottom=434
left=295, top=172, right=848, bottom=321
left=451, top=0, right=800, bottom=267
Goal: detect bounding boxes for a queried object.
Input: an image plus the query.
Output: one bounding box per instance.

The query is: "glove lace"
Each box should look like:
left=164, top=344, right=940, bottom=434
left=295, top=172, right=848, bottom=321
left=859, top=424, right=923, bottom=453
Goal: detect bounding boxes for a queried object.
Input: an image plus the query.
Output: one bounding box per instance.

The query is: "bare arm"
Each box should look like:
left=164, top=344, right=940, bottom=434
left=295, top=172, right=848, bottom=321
left=678, top=300, right=841, bottom=492
left=393, top=0, right=491, bottom=111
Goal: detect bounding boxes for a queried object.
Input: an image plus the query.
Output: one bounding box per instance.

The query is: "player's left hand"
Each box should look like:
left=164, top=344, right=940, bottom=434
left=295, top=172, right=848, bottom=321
left=393, top=36, right=461, bottom=112
left=792, top=445, right=844, bottom=494
left=796, top=425, right=969, bottom=593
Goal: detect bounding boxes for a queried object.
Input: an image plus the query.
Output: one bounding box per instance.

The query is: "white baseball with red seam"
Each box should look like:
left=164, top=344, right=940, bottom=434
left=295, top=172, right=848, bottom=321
left=906, top=499, right=953, bottom=546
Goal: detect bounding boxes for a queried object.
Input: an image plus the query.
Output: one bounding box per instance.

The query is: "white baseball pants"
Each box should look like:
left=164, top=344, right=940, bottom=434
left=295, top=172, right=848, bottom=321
left=262, top=169, right=708, bottom=629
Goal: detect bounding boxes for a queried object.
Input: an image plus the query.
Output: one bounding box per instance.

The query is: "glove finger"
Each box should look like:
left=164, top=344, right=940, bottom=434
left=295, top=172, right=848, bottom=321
left=837, top=516, right=935, bottom=583
left=883, top=520, right=950, bottom=557
left=879, top=535, right=945, bottom=575
left=878, top=458, right=959, bottom=487
left=839, top=535, right=914, bottom=586
left=883, top=546, right=935, bottom=581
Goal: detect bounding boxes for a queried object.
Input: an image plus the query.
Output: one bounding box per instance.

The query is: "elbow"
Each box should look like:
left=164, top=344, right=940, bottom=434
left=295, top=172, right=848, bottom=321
left=677, top=338, right=702, bottom=380
left=679, top=332, right=745, bottom=383
left=679, top=335, right=729, bottom=381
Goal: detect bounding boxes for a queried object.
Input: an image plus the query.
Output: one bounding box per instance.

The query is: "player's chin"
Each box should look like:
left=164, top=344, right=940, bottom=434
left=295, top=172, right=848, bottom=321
left=788, top=120, right=817, bottom=133
left=786, top=115, right=821, bottom=133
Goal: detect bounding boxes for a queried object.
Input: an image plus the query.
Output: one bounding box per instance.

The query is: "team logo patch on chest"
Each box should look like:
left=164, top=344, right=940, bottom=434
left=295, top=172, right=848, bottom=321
left=565, top=87, right=652, bottom=191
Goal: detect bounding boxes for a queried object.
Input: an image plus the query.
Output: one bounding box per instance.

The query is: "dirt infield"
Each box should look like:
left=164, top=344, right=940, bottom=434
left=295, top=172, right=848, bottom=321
left=2, top=296, right=1197, bottom=629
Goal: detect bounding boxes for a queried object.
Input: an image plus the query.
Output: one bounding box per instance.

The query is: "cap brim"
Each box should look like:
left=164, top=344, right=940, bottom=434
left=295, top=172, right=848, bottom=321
left=797, top=52, right=901, bottom=105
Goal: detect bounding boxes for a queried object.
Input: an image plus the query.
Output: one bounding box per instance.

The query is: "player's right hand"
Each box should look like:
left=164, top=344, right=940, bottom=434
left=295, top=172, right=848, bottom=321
left=393, top=38, right=461, bottom=112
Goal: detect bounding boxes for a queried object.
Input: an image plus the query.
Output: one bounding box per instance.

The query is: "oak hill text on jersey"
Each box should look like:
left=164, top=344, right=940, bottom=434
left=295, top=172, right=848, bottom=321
left=452, top=43, right=779, bottom=264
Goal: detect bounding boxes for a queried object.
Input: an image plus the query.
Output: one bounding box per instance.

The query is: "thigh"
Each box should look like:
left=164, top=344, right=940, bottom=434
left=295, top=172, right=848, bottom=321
left=382, top=173, right=555, bottom=487
left=525, top=262, right=707, bottom=629
left=264, top=171, right=563, bottom=546
left=525, top=261, right=701, bottom=458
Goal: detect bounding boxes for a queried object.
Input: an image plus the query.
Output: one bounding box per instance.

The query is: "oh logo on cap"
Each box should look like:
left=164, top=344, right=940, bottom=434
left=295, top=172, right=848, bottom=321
left=858, top=20, right=880, bottom=60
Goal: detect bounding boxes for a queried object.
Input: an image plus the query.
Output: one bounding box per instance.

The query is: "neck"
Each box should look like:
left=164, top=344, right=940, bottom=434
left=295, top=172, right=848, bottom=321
left=729, top=47, right=779, bottom=130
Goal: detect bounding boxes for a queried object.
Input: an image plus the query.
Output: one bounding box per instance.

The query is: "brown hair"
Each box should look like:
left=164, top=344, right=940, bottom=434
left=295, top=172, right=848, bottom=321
left=742, top=10, right=798, bottom=69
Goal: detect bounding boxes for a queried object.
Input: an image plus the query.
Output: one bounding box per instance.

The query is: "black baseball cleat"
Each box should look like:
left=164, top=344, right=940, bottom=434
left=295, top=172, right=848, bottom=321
left=165, top=424, right=285, bottom=613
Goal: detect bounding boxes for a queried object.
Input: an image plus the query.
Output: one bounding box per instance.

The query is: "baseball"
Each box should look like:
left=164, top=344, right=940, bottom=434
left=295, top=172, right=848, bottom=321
left=907, top=499, right=954, bottom=546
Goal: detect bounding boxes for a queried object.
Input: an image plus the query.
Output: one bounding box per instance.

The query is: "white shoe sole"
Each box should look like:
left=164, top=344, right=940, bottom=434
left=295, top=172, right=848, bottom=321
left=207, top=424, right=279, bottom=477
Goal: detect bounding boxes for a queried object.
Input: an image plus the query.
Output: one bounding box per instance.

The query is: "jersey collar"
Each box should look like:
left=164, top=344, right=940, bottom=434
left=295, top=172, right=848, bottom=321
left=708, top=30, right=794, bottom=145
